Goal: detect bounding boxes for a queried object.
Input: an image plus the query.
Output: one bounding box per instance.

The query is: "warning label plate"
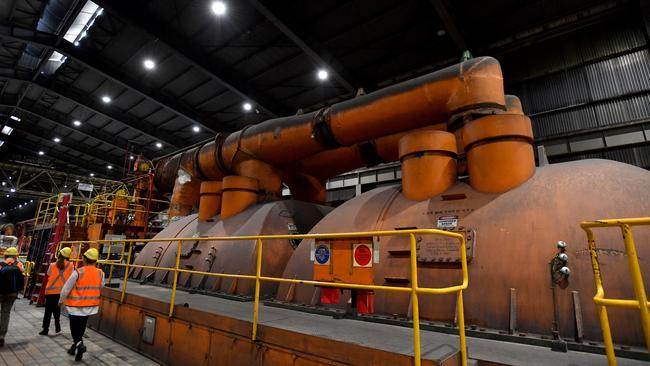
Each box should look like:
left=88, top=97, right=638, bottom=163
left=436, top=215, right=459, bottom=229
left=314, top=243, right=331, bottom=265
left=353, top=243, right=372, bottom=267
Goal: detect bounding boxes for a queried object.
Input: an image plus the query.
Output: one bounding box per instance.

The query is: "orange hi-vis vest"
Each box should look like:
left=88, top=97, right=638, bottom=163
left=65, top=266, right=103, bottom=307
left=45, top=261, right=72, bottom=295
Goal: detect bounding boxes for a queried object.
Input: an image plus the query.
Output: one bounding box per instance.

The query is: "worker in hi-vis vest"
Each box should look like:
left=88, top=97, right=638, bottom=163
left=0, top=247, right=24, bottom=347
left=39, top=247, right=73, bottom=336
left=59, top=248, right=104, bottom=362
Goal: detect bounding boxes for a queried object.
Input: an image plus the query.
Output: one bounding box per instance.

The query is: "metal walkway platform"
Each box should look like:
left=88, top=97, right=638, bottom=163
left=0, top=297, right=159, bottom=366
left=115, top=281, right=649, bottom=366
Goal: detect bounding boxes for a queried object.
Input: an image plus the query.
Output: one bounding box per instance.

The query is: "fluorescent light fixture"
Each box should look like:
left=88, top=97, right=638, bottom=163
left=74, top=41, right=80, bottom=46
left=0, top=140, right=3, bottom=147
left=1, top=126, right=13, bottom=135
left=107, top=165, right=113, bottom=170
left=101, top=95, right=111, bottom=103
left=155, top=142, right=162, bottom=148
left=53, top=137, right=61, bottom=143
left=242, top=102, right=252, bottom=112
left=75, top=179, right=80, bottom=183
left=192, top=126, right=200, bottom=133
left=211, top=1, right=227, bottom=15
left=73, top=120, right=82, bottom=126
left=38, top=151, right=45, bottom=156
left=317, top=69, right=329, bottom=80
left=9, top=115, right=20, bottom=122
left=143, top=59, right=156, bottom=70
left=89, top=173, right=95, bottom=177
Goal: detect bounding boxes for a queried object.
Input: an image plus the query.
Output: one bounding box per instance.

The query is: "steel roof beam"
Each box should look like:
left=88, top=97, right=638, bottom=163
left=0, top=72, right=183, bottom=149
left=0, top=23, right=219, bottom=136
left=246, top=0, right=357, bottom=93
left=10, top=124, right=124, bottom=168
left=0, top=93, right=140, bottom=155
left=91, top=0, right=286, bottom=118
left=3, top=140, right=115, bottom=179
left=428, top=0, right=467, bottom=52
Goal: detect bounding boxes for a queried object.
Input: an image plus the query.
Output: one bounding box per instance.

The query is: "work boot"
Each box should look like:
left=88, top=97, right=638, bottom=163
left=55, top=323, right=61, bottom=333
left=38, top=329, right=48, bottom=336
left=75, top=342, right=86, bottom=362
left=67, top=342, right=77, bottom=355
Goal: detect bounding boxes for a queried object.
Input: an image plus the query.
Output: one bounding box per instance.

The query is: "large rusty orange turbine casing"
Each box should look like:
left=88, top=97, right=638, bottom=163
left=154, top=57, right=506, bottom=193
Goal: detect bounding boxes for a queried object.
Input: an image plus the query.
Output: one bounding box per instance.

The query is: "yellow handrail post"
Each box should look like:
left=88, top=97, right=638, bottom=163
left=169, top=239, right=183, bottom=317
left=107, top=242, right=114, bottom=284
left=458, top=234, right=468, bottom=366
left=585, top=227, right=617, bottom=365
left=252, top=238, right=263, bottom=341
left=408, top=233, right=422, bottom=366
left=621, top=225, right=650, bottom=352
left=120, top=243, right=133, bottom=303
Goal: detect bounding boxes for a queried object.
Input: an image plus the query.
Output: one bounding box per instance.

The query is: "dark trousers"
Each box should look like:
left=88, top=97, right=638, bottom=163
left=69, top=315, right=89, bottom=344
left=42, top=294, right=61, bottom=330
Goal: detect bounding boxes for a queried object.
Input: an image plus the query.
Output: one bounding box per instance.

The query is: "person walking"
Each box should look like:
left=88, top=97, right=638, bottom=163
left=0, top=247, right=24, bottom=347
left=59, top=248, right=104, bottom=362
left=39, top=247, right=73, bottom=335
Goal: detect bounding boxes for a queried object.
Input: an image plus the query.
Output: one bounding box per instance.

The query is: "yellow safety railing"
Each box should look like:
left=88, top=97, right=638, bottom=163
left=581, top=217, right=650, bottom=366
left=34, top=194, right=89, bottom=226
left=85, top=192, right=168, bottom=227
left=59, top=229, right=469, bottom=366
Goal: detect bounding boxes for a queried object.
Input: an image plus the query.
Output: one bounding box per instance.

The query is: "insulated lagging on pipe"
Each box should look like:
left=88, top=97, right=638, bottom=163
left=155, top=56, right=507, bottom=193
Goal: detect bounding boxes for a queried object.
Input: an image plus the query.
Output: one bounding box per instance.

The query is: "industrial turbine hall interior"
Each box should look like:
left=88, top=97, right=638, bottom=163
left=0, top=1, right=649, bottom=365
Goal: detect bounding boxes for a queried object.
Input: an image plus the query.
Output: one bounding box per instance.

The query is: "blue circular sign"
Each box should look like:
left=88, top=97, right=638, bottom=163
left=314, top=244, right=330, bottom=265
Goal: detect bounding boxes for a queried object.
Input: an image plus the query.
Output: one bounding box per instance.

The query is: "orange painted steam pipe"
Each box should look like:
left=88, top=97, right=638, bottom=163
left=154, top=57, right=506, bottom=193
left=462, top=114, right=535, bottom=193
left=169, top=177, right=202, bottom=218
left=399, top=131, right=457, bottom=201
left=198, top=181, right=223, bottom=221
left=221, top=176, right=260, bottom=219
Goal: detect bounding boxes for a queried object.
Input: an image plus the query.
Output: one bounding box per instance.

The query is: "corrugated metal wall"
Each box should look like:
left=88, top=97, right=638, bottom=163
left=503, top=15, right=650, bottom=168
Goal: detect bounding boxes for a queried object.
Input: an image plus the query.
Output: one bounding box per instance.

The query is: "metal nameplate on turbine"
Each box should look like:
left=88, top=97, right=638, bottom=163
left=416, top=228, right=475, bottom=263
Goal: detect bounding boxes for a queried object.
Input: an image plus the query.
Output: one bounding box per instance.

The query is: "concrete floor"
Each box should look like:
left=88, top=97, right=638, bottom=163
left=0, top=297, right=159, bottom=366
left=120, top=282, right=650, bottom=366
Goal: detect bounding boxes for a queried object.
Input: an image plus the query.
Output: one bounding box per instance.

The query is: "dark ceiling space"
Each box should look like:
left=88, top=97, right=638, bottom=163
left=0, top=0, right=647, bottom=216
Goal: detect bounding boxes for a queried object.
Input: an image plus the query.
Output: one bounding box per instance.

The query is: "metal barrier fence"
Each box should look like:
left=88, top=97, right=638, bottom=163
left=60, top=229, right=469, bottom=366
left=581, top=217, right=650, bottom=366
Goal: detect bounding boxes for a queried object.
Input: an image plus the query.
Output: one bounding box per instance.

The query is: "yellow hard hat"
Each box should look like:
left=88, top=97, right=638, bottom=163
left=58, top=247, right=72, bottom=259
left=4, top=247, right=18, bottom=256
left=83, top=248, right=99, bottom=261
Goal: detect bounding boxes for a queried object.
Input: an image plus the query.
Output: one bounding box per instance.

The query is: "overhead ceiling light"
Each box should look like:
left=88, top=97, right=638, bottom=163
left=143, top=59, right=156, bottom=70
left=5, top=195, right=8, bottom=198
left=73, top=41, right=80, bottom=47
left=101, top=96, right=111, bottom=103
left=1, top=182, right=4, bottom=186
left=18, top=204, right=22, bottom=208
left=242, top=102, right=252, bottom=112
left=53, top=137, right=61, bottom=143
left=75, top=179, right=80, bottom=183
left=38, top=151, right=45, bottom=156
left=317, top=69, right=329, bottom=81
left=9, top=115, right=20, bottom=122
left=9, top=188, right=15, bottom=192
left=0, top=140, right=3, bottom=147
left=211, top=1, right=227, bottom=16
left=129, top=155, right=134, bottom=160
left=107, top=165, right=113, bottom=170
left=73, top=120, right=82, bottom=126
left=89, top=173, right=95, bottom=177
left=1, top=126, right=13, bottom=135
left=155, top=142, right=162, bottom=148
left=192, top=126, right=200, bottom=133
left=30, top=200, right=33, bottom=203
left=437, top=29, right=446, bottom=37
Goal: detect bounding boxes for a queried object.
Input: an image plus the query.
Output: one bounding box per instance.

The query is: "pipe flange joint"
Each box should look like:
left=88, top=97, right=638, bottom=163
left=311, top=107, right=341, bottom=148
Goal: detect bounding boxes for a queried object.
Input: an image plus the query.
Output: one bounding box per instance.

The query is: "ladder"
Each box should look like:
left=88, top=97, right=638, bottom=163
left=30, top=194, right=71, bottom=306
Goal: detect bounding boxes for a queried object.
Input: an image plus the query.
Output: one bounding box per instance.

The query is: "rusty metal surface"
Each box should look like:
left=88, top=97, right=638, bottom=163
left=133, top=200, right=331, bottom=297
left=277, top=159, right=650, bottom=347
